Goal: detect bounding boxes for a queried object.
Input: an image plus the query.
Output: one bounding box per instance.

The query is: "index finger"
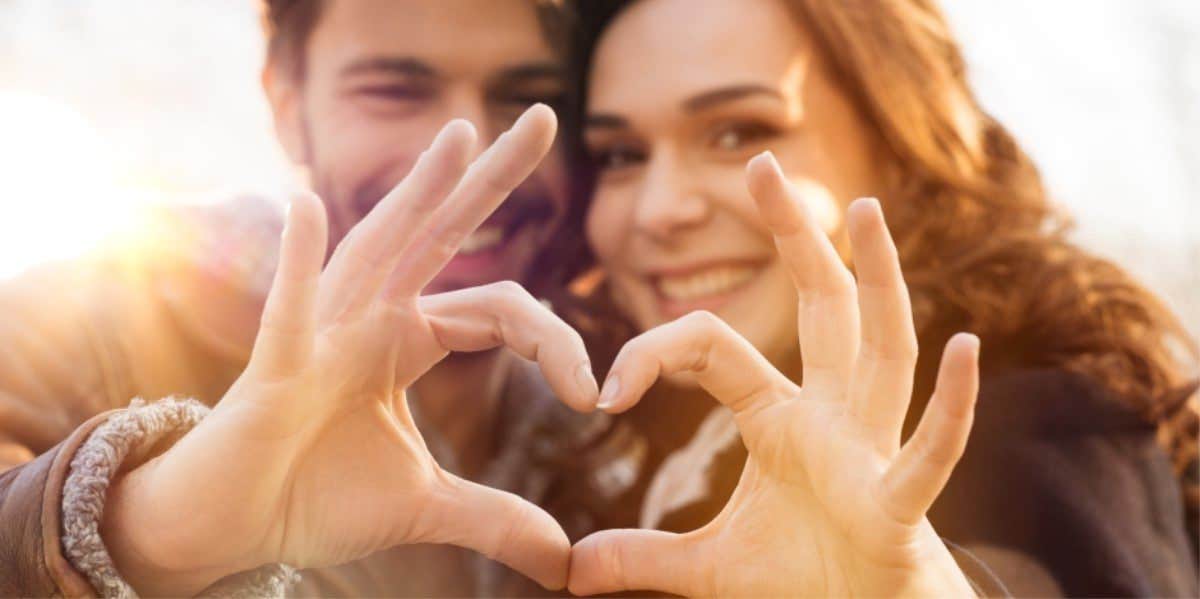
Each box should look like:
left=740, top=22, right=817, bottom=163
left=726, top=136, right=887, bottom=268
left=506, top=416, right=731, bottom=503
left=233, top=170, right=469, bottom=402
left=597, top=311, right=796, bottom=443
left=745, top=152, right=860, bottom=400
left=385, top=104, right=558, bottom=299
left=317, top=119, right=478, bottom=320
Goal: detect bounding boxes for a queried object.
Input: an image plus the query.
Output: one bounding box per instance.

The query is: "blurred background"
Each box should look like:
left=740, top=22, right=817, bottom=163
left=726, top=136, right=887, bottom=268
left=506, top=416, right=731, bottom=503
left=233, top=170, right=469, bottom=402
left=0, top=0, right=1196, bottom=336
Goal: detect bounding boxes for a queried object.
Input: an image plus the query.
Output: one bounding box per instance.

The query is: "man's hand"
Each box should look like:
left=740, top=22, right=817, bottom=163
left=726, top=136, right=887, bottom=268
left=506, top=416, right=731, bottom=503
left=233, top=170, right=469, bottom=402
left=568, top=152, right=979, bottom=597
left=102, top=105, right=598, bottom=595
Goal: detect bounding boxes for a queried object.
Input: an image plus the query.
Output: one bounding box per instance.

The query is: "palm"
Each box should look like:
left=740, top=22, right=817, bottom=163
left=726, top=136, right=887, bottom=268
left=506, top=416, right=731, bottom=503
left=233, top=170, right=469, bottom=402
left=704, top=399, right=937, bottom=596
left=569, top=153, right=979, bottom=597
left=275, top=398, right=435, bottom=566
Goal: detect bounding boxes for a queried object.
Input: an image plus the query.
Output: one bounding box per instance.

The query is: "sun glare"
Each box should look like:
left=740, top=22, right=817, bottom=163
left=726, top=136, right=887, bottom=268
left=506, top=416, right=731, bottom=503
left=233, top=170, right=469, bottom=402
left=0, top=91, right=149, bottom=279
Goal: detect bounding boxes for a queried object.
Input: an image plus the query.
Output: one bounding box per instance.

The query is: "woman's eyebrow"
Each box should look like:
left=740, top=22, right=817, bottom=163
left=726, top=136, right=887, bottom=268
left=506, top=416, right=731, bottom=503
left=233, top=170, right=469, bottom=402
left=682, top=84, right=783, bottom=112
left=585, top=84, right=783, bottom=131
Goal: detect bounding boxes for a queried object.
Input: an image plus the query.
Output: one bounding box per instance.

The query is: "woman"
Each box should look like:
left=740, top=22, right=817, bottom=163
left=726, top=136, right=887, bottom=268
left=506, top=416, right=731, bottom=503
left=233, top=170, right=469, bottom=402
left=520, top=0, right=1199, bottom=595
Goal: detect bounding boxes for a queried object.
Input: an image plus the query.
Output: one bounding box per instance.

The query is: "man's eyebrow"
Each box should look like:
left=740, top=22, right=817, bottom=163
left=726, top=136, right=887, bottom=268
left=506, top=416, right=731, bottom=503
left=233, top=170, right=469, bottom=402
left=339, top=57, right=437, bottom=79
left=494, top=61, right=564, bottom=83
left=682, top=84, right=783, bottom=112
left=583, top=113, right=630, bottom=130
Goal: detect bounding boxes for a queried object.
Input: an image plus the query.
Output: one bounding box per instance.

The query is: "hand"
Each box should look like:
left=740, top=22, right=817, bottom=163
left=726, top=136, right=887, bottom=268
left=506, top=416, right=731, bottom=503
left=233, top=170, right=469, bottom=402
left=568, top=152, right=980, bottom=597
left=103, top=105, right=599, bottom=595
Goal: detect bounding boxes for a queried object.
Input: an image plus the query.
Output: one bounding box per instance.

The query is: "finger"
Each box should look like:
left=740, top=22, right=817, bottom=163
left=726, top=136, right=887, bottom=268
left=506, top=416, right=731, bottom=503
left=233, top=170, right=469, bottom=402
left=845, top=198, right=919, bottom=453
left=385, top=103, right=557, bottom=299
left=418, top=470, right=570, bottom=591
left=746, top=151, right=859, bottom=399
left=318, top=119, right=477, bottom=319
left=419, top=281, right=599, bottom=411
left=249, top=192, right=328, bottom=379
left=568, top=529, right=703, bottom=596
left=598, top=311, right=793, bottom=434
left=878, top=333, right=979, bottom=525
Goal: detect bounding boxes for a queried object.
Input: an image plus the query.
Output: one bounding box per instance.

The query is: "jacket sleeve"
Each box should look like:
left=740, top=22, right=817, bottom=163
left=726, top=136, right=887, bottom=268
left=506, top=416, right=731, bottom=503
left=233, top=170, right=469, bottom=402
left=0, top=202, right=268, bottom=595
left=932, top=369, right=1200, bottom=598
left=0, top=257, right=143, bottom=595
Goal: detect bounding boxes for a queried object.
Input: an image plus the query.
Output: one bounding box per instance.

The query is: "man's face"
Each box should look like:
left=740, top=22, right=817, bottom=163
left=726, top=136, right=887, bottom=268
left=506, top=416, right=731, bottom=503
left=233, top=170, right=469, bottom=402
left=269, top=0, right=567, bottom=294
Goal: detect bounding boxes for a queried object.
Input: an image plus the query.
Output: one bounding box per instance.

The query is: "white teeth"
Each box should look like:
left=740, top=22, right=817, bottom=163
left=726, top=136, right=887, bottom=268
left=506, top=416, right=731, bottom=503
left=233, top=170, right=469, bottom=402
left=657, top=265, right=758, bottom=301
left=457, top=226, right=505, bottom=255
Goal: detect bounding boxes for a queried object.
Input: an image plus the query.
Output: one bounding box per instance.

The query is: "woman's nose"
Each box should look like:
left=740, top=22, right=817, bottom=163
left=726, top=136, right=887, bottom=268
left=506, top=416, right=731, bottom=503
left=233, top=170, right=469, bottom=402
left=634, top=152, right=711, bottom=240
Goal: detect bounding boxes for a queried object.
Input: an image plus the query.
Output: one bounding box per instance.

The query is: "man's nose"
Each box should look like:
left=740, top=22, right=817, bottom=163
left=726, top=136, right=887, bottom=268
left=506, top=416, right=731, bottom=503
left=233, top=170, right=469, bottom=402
left=634, top=150, right=711, bottom=241
left=441, top=92, right=492, bottom=155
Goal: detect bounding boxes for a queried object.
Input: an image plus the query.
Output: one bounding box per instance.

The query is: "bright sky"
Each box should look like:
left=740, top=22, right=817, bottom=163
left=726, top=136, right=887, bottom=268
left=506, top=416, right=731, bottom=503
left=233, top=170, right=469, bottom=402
left=0, top=0, right=1196, bottom=331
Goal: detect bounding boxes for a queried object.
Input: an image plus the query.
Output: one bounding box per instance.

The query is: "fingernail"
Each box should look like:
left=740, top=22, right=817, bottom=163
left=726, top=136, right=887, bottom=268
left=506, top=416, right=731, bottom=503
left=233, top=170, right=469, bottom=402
left=575, top=362, right=599, bottom=403
left=597, top=376, right=621, bottom=411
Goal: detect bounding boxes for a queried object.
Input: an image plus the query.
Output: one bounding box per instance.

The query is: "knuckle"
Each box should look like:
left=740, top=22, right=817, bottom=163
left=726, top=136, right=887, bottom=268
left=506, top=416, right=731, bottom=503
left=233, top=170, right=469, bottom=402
left=916, top=435, right=962, bottom=468
left=827, top=270, right=859, bottom=299
left=599, top=538, right=629, bottom=590
left=489, top=280, right=531, bottom=305
left=490, top=498, right=530, bottom=559
left=429, top=227, right=467, bottom=259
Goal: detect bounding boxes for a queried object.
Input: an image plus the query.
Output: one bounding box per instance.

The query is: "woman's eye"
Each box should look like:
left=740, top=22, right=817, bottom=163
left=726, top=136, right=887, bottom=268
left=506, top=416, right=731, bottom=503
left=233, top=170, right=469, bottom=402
left=710, top=122, right=779, bottom=152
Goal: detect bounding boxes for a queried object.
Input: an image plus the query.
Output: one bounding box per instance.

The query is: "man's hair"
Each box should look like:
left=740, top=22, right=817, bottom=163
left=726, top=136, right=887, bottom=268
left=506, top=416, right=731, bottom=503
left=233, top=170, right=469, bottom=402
left=260, top=0, right=572, bottom=82
left=261, top=0, right=325, bottom=81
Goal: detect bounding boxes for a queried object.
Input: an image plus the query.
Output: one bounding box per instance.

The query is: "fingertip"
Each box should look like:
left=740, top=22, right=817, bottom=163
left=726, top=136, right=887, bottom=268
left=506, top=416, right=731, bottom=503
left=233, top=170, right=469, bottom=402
left=443, top=117, right=478, bottom=144
left=745, top=151, right=810, bottom=237
left=595, top=375, right=623, bottom=412
left=285, top=191, right=327, bottom=239
left=845, top=196, right=884, bottom=235
left=745, top=150, right=782, bottom=198
left=527, top=101, right=558, bottom=126
left=566, top=533, right=605, bottom=596
left=516, top=102, right=559, bottom=144
left=573, top=362, right=601, bottom=413
left=947, top=331, right=981, bottom=361
left=531, top=510, right=571, bottom=590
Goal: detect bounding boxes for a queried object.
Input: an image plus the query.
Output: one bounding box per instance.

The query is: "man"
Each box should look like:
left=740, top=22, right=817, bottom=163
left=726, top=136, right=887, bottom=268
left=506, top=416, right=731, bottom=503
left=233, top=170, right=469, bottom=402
left=0, top=1, right=590, bottom=595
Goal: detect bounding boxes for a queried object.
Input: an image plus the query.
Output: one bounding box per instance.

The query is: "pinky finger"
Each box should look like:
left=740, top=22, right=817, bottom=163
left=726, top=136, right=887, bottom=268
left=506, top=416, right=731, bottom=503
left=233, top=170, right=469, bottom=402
left=878, top=333, right=980, bottom=525
left=249, top=192, right=328, bottom=379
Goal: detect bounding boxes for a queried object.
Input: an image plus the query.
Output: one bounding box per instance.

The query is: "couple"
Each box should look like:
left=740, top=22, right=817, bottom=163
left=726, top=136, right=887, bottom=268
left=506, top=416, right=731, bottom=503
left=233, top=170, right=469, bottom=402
left=2, top=1, right=1197, bottom=597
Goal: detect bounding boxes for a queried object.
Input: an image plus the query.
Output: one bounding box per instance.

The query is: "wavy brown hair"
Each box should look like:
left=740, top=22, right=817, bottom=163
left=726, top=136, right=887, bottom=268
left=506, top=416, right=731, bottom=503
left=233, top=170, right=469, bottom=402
left=537, top=0, right=1198, bottom=533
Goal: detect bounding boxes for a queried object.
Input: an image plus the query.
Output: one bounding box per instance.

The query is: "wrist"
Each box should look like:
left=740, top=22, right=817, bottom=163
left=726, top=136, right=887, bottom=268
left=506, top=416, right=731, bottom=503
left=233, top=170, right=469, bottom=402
left=62, top=397, right=268, bottom=597
left=897, top=542, right=980, bottom=598
left=102, top=460, right=229, bottom=596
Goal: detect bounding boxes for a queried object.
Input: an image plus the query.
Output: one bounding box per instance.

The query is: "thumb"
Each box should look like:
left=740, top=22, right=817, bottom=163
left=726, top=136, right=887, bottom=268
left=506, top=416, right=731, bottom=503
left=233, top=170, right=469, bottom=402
left=417, top=471, right=570, bottom=590
left=568, top=528, right=703, bottom=596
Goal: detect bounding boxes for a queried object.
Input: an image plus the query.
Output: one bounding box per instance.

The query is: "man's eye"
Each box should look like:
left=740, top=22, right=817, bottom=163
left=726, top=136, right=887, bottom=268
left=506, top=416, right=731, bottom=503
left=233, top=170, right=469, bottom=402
left=355, top=85, right=434, bottom=102
left=590, top=145, right=646, bottom=172
left=710, top=121, right=780, bottom=152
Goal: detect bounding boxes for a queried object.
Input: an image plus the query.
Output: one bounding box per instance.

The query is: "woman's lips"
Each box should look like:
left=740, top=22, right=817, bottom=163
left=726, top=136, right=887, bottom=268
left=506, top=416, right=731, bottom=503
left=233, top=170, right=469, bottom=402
left=650, top=261, right=766, bottom=320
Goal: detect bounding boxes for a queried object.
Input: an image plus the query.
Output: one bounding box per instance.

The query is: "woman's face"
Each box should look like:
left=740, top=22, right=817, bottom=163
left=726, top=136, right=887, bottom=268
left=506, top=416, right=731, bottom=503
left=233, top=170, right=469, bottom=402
left=584, top=0, right=889, bottom=367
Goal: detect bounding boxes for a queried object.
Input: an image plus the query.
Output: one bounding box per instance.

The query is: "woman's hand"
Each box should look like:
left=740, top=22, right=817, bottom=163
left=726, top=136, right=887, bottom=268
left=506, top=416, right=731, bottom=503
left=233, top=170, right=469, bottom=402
left=103, top=105, right=599, bottom=595
left=568, top=152, right=980, bottom=597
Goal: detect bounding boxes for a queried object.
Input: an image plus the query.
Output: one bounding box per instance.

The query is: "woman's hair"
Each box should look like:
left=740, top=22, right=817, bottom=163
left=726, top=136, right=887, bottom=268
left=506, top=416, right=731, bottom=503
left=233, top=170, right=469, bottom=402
left=539, top=0, right=1198, bottom=528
